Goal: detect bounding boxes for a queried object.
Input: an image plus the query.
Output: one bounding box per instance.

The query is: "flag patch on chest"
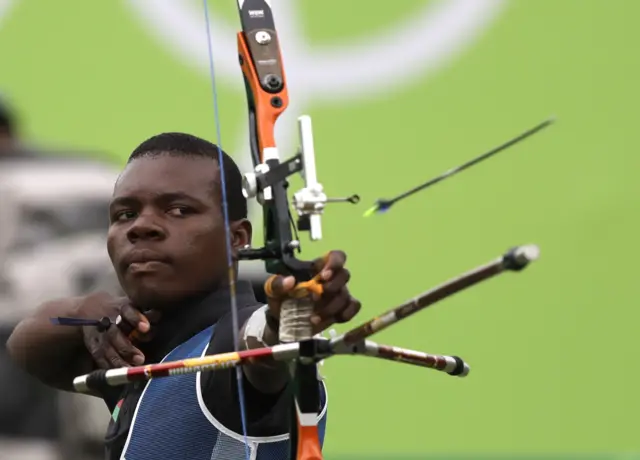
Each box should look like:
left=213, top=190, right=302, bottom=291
left=111, top=399, right=124, bottom=422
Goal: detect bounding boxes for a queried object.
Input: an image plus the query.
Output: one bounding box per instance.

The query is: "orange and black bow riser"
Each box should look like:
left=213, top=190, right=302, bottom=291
left=235, top=0, right=311, bottom=278
left=235, top=1, right=331, bottom=459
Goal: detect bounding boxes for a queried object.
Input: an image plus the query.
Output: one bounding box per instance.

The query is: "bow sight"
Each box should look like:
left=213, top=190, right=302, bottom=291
left=238, top=114, right=359, bottom=278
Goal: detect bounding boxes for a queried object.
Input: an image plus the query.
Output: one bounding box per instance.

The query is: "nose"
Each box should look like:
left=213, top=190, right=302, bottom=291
left=126, top=213, right=166, bottom=243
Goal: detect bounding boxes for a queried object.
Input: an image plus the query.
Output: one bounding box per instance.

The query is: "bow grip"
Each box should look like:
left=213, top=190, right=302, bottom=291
left=264, top=276, right=324, bottom=343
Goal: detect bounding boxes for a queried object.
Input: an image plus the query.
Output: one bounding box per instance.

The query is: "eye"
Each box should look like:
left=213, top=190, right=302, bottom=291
left=167, top=206, right=194, bottom=217
left=113, top=210, right=137, bottom=222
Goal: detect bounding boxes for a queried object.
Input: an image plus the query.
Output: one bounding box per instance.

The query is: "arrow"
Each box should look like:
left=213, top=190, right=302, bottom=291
left=363, top=116, right=556, bottom=217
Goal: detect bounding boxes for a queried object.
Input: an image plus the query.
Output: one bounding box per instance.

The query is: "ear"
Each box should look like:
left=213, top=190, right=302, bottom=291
left=232, top=218, right=252, bottom=250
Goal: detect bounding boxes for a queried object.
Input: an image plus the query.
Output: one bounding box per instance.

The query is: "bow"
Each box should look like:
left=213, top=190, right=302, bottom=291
left=214, top=1, right=353, bottom=458
left=204, top=2, right=548, bottom=459
left=59, top=2, right=553, bottom=459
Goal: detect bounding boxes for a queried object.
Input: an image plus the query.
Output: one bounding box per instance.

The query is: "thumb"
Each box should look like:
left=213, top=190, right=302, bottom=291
left=265, top=275, right=296, bottom=318
left=265, top=275, right=296, bottom=300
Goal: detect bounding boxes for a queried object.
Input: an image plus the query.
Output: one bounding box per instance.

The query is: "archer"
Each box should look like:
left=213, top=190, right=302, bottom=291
left=7, top=132, right=361, bottom=460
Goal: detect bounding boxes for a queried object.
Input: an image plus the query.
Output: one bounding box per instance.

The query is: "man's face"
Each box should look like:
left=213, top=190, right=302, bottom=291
left=107, top=154, right=250, bottom=309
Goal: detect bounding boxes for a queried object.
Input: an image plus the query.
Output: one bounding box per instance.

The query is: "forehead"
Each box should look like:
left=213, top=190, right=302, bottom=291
left=114, top=155, right=219, bottom=198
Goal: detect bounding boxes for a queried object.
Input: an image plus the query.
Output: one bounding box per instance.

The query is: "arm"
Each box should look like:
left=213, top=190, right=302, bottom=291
left=202, top=306, right=301, bottom=436
left=202, top=305, right=328, bottom=438
left=5, top=294, right=111, bottom=392
left=239, top=305, right=289, bottom=394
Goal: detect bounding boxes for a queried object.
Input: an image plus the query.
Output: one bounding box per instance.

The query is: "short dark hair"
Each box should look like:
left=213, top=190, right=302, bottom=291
left=128, top=132, right=247, bottom=220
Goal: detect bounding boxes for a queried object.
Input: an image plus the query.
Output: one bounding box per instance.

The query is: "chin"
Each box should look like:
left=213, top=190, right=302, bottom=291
left=124, top=281, right=210, bottom=311
left=124, top=282, right=183, bottom=310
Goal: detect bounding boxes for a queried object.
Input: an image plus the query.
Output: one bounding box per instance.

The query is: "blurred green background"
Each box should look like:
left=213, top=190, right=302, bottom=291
left=1, top=0, right=638, bottom=458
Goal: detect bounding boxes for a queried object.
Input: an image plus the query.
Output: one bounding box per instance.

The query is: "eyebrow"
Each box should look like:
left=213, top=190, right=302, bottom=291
left=109, top=191, right=205, bottom=210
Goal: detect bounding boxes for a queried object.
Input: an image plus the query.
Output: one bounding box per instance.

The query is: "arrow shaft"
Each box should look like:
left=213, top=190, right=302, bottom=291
left=386, top=117, right=556, bottom=207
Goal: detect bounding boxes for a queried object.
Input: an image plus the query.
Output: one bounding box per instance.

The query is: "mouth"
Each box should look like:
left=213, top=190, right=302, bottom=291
left=127, top=260, right=169, bottom=274
left=122, top=250, right=171, bottom=273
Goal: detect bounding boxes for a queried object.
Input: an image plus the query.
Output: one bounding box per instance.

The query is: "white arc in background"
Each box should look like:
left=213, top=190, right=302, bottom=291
left=125, top=0, right=508, bottom=243
left=0, top=0, right=15, bottom=27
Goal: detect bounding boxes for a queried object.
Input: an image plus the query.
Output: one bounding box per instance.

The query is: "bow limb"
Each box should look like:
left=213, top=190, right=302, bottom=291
left=236, top=6, right=289, bottom=164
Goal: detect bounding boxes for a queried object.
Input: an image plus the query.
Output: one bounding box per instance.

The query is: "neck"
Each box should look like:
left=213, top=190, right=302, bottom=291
left=136, top=281, right=243, bottom=362
left=135, top=278, right=231, bottom=315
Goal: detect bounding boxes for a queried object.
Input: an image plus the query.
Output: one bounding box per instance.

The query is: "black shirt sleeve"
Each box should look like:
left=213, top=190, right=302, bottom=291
left=102, top=385, right=125, bottom=414
left=201, top=306, right=292, bottom=437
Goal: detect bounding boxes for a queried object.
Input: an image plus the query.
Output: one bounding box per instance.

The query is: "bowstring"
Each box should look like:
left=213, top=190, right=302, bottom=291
left=202, top=2, right=251, bottom=459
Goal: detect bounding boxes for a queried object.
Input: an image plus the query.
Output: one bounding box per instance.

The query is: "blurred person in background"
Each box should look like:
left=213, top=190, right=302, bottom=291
left=0, top=93, right=48, bottom=160
left=0, top=93, right=19, bottom=156
left=0, top=93, right=118, bottom=460
left=0, top=92, right=60, bottom=460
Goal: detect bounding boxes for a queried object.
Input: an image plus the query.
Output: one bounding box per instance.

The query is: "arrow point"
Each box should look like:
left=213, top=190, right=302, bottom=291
left=363, top=205, right=379, bottom=217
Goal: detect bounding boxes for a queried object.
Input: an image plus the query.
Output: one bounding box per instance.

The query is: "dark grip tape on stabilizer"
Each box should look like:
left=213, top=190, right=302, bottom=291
left=448, top=356, right=466, bottom=376
left=85, top=369, right=108, bottom=391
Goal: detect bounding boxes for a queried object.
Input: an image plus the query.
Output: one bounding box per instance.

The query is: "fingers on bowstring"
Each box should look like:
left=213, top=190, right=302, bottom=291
left=104, top=347, right=134, bottom=369
left=131, top=330, right=155, bottom=343
left=105, top=326, right=145, bottom=366
left=143, top=309, right=162, bottom=325
left=85, top=334, right=112, bottom=370
left=89, top=329, right=144, bottom=369
left=119, top=304, right=151, bottom=334
left=128, top=309, right=161, bottom=342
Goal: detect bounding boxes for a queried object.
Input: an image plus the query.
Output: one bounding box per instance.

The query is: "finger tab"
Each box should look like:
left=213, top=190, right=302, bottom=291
left=294, top=279, right=324, bottom=297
